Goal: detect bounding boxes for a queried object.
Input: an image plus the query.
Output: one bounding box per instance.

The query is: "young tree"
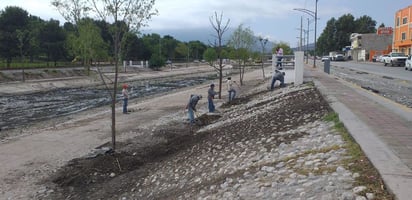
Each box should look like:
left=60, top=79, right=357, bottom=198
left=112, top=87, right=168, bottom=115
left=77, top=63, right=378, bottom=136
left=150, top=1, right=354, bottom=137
left=91, top=0, right=157, bottom=150
left=227, top=24, right=255, bottom=85
left=53, top=0, right=157, bottom=150
left=258, top=37, right=268, bottom=79
left=67, top=18, right=108, bottom=74
left=209, top=11, right=230, bottom=99
left=51, top=0, right=91, bottom=24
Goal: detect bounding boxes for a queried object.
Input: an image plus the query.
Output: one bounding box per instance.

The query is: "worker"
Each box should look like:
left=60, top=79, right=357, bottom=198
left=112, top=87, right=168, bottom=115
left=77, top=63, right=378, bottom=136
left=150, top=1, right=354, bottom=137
left=270, top=70, right=285, bottom=90
left=186, top=94, right=202, bottom=124
left=208, top=83, right=218, bottom=112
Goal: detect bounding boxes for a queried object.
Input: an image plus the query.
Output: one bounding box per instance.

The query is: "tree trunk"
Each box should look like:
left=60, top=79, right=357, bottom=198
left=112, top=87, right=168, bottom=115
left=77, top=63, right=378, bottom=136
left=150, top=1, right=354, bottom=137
left=111, top=30, right=120, bottom=151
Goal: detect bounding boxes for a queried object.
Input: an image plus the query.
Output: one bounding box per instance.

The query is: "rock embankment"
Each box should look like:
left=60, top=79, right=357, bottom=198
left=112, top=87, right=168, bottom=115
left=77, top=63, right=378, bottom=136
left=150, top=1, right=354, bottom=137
left=45, top=83, right=387, bottom=199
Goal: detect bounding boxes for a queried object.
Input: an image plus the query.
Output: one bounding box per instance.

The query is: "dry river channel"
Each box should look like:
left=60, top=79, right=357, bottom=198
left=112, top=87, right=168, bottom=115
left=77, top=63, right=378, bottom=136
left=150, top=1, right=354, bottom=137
left=0, top=74, right=216, bottom=133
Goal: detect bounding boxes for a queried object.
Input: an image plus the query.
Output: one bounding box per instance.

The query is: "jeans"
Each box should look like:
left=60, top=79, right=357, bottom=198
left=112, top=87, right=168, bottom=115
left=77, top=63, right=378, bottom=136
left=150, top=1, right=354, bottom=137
left=228, top=89, right=236, bottom=101
left=123, top=98, right=128, bottom=113
left=208, top=98, right=215, bottom=112
left=276, top=56, right=283, bottom=68
left=188, top=107, right=195, bottom=124
left=270, top=77, right=285, bottom=90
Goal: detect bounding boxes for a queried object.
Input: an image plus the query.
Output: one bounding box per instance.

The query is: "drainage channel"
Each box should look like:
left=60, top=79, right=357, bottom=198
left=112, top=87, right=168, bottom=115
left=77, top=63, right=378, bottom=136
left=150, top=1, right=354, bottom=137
left=0, top=76, right=215, bottom=132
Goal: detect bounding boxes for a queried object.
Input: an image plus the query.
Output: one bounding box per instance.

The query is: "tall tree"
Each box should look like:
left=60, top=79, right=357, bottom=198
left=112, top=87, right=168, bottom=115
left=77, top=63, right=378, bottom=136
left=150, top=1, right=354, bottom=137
left=121, top=32, right=145, bottom=61
left=317, top=14, right=377, bottom=55
left=188, top=40, right=207, bottom=60
left=162, top=35, right=178, bottom=60
left=175, top=42, right=189, bottom=61
left=26, top=16, right=44, bottom=62
left=355, top=15, right=377, bottom=33
left=0, top=6, right=30, bottom=67
left=209, top=11, right=230, bottom=99
left=39, top=19, right=67, bottom=66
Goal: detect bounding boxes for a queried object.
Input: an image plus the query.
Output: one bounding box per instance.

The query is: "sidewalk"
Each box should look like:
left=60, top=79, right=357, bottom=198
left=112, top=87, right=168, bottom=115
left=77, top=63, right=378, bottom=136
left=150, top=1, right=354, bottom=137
left=305, top=65, right=412, bottom=200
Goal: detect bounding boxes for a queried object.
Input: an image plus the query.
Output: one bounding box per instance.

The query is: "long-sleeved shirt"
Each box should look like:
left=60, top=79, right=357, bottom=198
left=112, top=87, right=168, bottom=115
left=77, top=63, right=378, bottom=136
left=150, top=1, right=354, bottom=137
left=277, top=48, right=283, bottom=56
left=227, top=80, right=234, bottom=91
left=187, top=95, right=201, bottom=111
left=208, top=88, right=217, bottom=99
left=272, top=70, right=285, bottom=83
left=122, top=88, right=129, bottom=99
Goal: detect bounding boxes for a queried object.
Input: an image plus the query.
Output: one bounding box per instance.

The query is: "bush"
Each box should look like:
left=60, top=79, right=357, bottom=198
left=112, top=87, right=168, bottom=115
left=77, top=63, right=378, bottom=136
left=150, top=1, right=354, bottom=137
left=149, top=54, right=165, bottom=70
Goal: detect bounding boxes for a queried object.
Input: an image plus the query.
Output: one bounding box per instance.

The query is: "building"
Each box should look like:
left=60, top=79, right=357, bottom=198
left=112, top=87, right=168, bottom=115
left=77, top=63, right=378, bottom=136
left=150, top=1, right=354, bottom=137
left=349, top=32, right=392, bottom=61
left=393, top=5, right=412, bottom=55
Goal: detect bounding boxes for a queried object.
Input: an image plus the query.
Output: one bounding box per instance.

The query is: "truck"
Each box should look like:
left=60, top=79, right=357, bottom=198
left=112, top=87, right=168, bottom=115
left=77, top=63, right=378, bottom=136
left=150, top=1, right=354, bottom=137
left=383, top=52, right=408, bottom=67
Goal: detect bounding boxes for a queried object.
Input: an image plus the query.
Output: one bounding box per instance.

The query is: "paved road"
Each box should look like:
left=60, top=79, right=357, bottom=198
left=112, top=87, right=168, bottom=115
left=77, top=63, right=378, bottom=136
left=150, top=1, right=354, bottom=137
left=328, top=60, right=412, bottom=81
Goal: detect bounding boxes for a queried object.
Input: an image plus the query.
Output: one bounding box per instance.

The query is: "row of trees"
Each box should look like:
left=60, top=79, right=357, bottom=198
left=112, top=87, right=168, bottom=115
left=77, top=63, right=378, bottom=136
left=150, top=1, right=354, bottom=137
left=0, top=6, right=291, bottom=71
left=0, top=6, right=212, bottom=69
left=316, top=14, right=380, bottom=55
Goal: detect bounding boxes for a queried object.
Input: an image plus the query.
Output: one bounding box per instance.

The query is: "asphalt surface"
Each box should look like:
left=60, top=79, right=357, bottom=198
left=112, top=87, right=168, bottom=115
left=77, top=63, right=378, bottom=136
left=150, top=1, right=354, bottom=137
left=305, top=64, right=412, bottom=200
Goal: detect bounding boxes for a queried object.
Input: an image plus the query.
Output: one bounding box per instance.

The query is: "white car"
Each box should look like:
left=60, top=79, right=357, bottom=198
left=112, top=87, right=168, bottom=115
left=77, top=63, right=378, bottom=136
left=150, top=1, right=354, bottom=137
left=321, top=56, right=330, bottom=62
left=378, top=54, right=388, bottom=62
left=405, top=55, right=412, bottom=71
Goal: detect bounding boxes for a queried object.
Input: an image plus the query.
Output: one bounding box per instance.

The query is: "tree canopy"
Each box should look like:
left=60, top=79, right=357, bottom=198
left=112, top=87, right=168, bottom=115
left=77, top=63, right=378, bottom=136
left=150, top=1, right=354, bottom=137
left=316, top=14, right=377, bottom=55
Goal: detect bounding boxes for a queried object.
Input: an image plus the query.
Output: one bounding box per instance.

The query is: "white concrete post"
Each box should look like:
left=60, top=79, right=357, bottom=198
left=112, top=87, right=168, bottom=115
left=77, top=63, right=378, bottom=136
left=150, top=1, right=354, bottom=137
left=271, top=54, right=276, bottom=72
left=146, top=61, right=149, bottom=68
left=123, top=61, right=127, bottom=72
left=294, top=51, right=304, bottom=86
left=141, top=61, right=144, bottom=67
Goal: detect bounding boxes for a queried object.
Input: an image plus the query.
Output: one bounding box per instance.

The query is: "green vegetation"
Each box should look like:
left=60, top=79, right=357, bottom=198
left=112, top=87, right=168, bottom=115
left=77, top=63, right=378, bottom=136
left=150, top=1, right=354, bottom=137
left=317, top=14, right=377, bottom=56
left=323, top=112, right=394, bottom=199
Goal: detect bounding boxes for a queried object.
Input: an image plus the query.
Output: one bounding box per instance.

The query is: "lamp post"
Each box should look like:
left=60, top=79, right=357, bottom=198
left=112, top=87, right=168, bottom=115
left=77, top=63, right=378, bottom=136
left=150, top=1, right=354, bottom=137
left=314, top=0, right=318, bottom=68
left=293, top=0, right=319, bottom=68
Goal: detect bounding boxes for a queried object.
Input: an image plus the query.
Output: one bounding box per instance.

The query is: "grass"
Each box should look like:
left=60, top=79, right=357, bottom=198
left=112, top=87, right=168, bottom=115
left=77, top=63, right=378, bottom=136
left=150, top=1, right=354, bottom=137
left=323, top=112, right=394, bottom=199
left=0, top=60, right=79, bottom=69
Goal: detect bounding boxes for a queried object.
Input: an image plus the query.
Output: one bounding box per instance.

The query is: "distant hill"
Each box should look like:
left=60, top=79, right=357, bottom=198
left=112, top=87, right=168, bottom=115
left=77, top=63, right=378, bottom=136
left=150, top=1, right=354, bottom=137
left=292, top=43, right=315, bottom=51
left=142, top=27, right=276, bottom=52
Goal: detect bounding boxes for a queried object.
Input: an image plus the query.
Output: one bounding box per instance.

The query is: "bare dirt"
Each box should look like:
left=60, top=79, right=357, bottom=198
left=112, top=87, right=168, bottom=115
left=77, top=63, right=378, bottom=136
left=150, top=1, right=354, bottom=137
left=0, top=65, right=273, bottom=199
left=0, top=63, right=398, bottom=200
left=43, top=83, right=329, bottom=200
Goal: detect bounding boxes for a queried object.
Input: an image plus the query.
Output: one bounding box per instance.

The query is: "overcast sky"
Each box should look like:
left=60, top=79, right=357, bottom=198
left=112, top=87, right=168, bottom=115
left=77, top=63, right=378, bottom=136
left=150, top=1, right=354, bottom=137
left=1, top=0, right=411, bottom=47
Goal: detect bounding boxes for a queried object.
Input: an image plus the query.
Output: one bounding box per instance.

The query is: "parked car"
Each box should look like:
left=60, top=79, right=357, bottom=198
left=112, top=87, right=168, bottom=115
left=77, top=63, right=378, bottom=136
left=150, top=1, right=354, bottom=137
left=377, top=54, right=388, bottom=62
left=406, top=55, right=412, bottom=71
left=383, top=52, right=408, bottom=67
left=372, top=55, right=378, bottom=62
left=334, top=54, right=345, bottom=61
left=321, top=56, right=330, bottom=62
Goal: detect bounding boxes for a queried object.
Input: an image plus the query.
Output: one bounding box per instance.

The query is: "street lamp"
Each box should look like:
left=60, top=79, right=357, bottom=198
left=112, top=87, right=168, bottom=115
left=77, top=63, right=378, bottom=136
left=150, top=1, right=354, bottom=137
left=293, top=0, right=319, bottom=68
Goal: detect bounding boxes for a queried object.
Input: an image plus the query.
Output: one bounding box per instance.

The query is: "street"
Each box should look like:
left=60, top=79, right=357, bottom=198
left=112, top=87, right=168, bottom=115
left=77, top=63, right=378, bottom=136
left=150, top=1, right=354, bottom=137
left=327, top=60, right=412, bottom=81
